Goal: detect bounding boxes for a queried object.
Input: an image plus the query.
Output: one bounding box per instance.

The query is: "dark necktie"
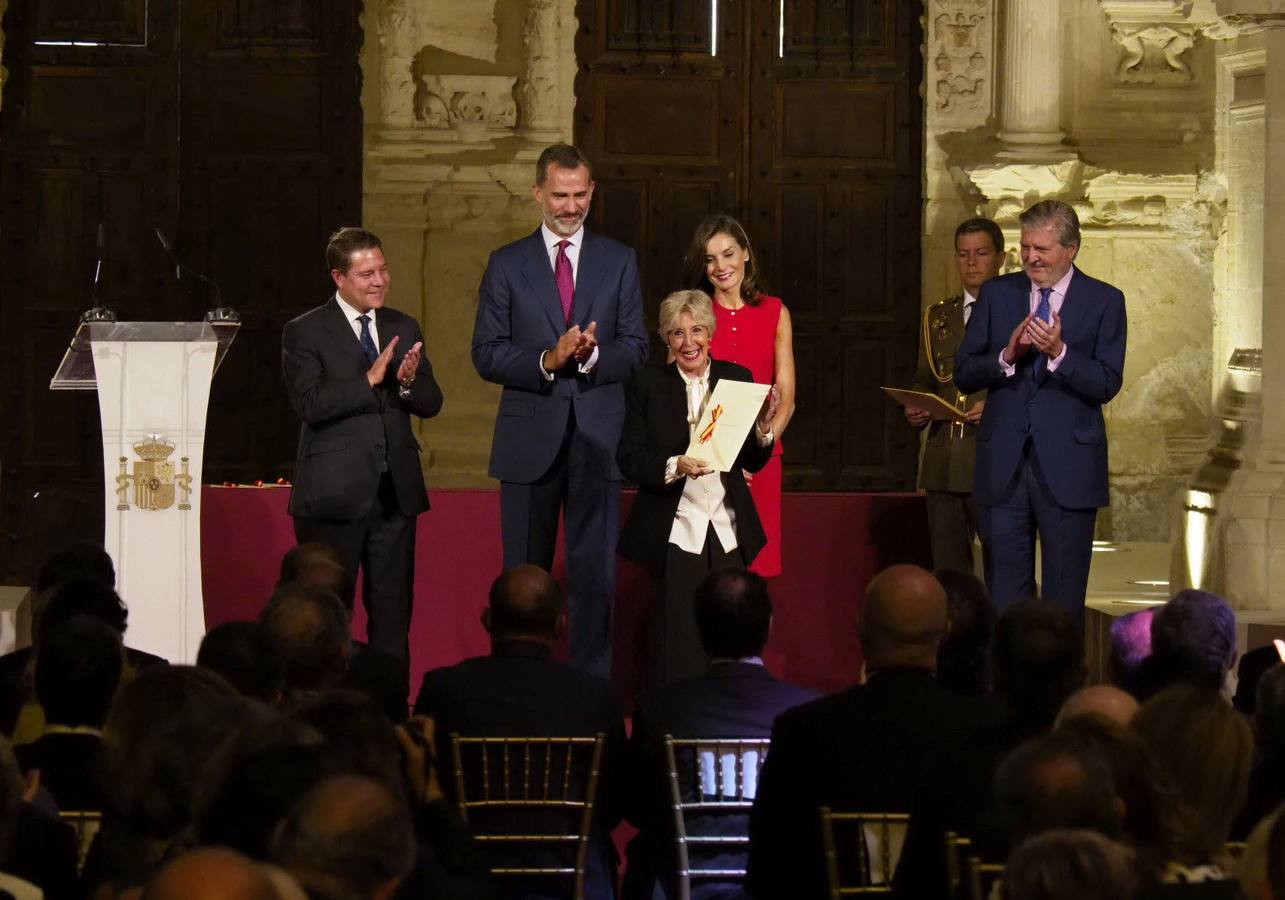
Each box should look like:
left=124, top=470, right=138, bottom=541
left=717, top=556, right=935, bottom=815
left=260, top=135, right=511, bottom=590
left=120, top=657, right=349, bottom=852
left=357, top=314, right=379, bottom=363
left=356, top=314, right=387, bottom=471
left=555, top=240, right=574, bottom=325
left=1034, top=288, right=1052, bottom=377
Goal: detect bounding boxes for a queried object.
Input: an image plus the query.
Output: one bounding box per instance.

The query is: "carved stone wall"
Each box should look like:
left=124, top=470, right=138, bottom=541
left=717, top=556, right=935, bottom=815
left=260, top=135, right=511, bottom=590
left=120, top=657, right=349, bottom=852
left=360, top=0, right=578, bottom=487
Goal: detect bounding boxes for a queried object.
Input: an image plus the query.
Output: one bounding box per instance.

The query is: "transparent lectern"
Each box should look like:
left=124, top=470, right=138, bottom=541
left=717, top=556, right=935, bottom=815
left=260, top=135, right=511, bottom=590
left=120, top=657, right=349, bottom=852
left=51, top=320, right=239, bottom=663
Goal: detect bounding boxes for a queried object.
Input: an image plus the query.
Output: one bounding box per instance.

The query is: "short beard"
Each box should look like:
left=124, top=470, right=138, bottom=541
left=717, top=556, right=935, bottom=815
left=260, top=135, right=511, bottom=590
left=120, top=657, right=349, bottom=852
left=546, top=213, right=584, bottom=237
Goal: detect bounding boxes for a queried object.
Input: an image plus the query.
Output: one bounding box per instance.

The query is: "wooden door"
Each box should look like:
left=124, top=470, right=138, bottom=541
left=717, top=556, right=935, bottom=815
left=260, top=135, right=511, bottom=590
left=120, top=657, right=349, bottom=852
left=575, top=0, right=923, bottom=490
left=0, top=0, right=362, bottom=584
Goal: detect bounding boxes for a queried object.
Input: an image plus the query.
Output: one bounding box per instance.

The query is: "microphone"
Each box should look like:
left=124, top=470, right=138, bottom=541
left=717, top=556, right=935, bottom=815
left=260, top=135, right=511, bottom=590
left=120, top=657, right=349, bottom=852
left=155, top=228, right=239, bottom=322
left=77, top=222, right=116, bottom=328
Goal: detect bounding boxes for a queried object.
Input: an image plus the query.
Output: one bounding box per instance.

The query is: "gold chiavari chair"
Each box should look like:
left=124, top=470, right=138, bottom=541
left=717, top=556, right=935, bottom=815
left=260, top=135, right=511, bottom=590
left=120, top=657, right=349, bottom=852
left=58, top=810, right=102, bottom=874
left=819, top=809, right=911, bottom=896
left=450, top=733, right=605, bottom=900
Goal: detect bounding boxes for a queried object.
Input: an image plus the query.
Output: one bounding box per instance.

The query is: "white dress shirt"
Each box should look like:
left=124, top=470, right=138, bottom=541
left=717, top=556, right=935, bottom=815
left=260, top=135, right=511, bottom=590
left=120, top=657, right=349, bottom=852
left=335, top=291, right=378, bottom=348
left=963, top=289, right=977, bottom=326
left=664, top=364, right=739, bottom=555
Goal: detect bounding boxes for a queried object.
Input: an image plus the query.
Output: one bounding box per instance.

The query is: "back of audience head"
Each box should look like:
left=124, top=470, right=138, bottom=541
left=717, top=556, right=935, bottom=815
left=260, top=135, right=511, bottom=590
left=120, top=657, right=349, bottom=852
left=1003, top=829, right=1137, bottom=900
left=39, top=578, right=129, bottom=640
left=1056, top=685, right=1138, bottom=727
left=195, top=711, right=335, bottom=860
left=141, top=847, right=280, bottom=900
left=35, top=541, right=116, bottom=595
left=100, top=665, right=246, bottom=838
left=693, top=568, right=772, bottom=661
left=995, top=733, right=1122, bottom=846
left=1239, top=807, right=1284, bottom=900
left=288, top=690, right=404, bottom=794
left=1052, top=711, right=1179, bottom=873
left=934, top=567, right=996, bottom=693
left=483, top=564, right=565, bottom=645
left=1148, top=588, right=1237, bottom=691
left=35, top=614, right=123, bottom=728
left=279, top=543, right=351, bottom=611
left=270, top=773, right=416, bottom=900
left=260, top=582, right=352, bottom=694
left=1236, top=644, right=1282, bottom=716
left=1108, top=606, right=1154, bottom=690
left=1269, top=807, right=1285, bottom=900
left=993, top=599, right=1085, bottom=731
left=1258, top=665, right=1285, bottom=754
left=198, top=621, right=286, bottom=705
left=858, top=564, right=948, bottom=672
left=1132, top=683, right=1252, bottom=862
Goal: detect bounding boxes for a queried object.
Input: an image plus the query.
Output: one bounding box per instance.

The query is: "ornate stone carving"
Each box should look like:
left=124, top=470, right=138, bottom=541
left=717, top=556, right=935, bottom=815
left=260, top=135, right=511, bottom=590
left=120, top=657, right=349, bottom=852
left=520, top=0, right=565, bottom=143
left=418, top=74, right=518, bottom=144
left=1098, top=1, right=1200, bottom=84
left=378, top=0, right=428, bottom=129
left=928, top=0, right=994, bottom=127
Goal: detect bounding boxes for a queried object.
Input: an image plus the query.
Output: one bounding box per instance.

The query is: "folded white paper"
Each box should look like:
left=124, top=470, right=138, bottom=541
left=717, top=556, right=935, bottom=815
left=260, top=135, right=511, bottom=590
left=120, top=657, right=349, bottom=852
left=685, top=380, right=771, bottom=472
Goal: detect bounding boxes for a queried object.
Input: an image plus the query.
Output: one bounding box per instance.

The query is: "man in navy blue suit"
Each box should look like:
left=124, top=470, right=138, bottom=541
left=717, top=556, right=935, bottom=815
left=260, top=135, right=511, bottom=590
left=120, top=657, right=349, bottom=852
left=954, top=200, right=1127, bottom=620
left=472, top=144, right=649, bottom=678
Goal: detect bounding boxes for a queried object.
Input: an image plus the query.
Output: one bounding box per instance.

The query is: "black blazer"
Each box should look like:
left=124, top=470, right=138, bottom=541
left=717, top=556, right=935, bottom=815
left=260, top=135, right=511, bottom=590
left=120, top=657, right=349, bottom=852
left=617, top=359, right=774, bottom=575
left=282, top=297, right=444, bottom=520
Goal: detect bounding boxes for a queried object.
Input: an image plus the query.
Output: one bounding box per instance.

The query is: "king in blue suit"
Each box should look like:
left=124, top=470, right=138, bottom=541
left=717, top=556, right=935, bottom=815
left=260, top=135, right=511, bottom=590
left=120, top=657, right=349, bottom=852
left=472, top=144, right=649, bottom=677
left=954, top=200, right=1127, bottom=620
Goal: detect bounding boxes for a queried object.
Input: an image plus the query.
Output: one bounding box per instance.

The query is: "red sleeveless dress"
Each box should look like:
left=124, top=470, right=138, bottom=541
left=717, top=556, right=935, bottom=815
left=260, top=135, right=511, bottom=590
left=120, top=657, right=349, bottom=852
left=710, top=294, right=784, bottom=577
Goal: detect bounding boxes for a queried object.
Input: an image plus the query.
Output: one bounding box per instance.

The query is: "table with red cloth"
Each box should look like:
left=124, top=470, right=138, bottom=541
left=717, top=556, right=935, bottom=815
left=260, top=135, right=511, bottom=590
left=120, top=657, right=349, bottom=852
left=201, top=486, right=931, bottom=703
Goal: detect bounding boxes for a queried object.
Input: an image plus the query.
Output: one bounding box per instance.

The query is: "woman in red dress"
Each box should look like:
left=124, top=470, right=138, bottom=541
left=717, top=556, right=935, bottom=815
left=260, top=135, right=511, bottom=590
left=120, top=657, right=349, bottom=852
left=683, top=214, right=795, bottom=577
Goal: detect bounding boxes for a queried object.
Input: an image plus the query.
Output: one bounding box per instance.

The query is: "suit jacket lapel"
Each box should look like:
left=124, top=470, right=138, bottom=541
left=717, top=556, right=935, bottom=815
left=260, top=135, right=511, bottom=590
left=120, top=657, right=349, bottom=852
left=662, top=365, right=689, bottom=447
left=324, top=298, right=369, bottom=361
left=519, top=228, right=570, bottom=337
left=573, top=231, right=608, bottom=328
left=1057, top=266, right=1087, bottom=348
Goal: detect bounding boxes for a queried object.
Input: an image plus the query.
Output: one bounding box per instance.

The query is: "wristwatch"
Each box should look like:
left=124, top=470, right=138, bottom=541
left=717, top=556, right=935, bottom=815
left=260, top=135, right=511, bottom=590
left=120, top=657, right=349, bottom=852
left=398, top=377, right=415, bottom=400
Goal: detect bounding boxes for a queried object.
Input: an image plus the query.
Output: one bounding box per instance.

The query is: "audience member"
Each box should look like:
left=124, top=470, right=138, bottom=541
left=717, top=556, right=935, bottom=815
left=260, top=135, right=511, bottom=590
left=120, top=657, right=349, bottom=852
left=14, top=614, right=123, bottom=811
left=624, top=568, right=818, bottom=899
left=1052, top=713, right=1180, bottom=883
left=1108, top=606, right=1155, bottom=694
left=1234, top=665, right=1285, bottom=838
left=893, top=599, right=1083, bottom=899
left=1233, top=643, right=1281, bottom=716
left=259, top=582, right=352, bottom=699
left=1237, top=807, right=1282, bottom=900
left=992, top=735, right=1123, bottom=851
left=1003, top=829, right=1138, bottom=900
left=1132, top=684, right=1250, bottom=895
left=0, top=735, right=61, bottom=900
left=141, top=847, right=282, bottom=900
left=935, top=567, right=996, bottom=695
left=197, top=621, right=285, bottom=705
left=1269, top=808, right=1285, bottom=900
left=413, top=565, right=627, bottom=899
left=747, top=564, right=994, bottom=899
left=278, top=545, right=410, bottom=721
left=271, top=774, right=418, bottom=900
left=1056, top=685, right=1139, bottom=727
left=193, top=711, right=335, bottom=861
left=86, top=665, right=247, bottom=893
left=1132, top=590, right=1236, bottom=701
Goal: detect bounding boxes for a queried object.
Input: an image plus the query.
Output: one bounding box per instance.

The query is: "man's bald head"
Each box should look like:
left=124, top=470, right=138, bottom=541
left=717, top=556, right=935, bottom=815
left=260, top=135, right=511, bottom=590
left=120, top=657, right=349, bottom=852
left=484, top=564, right=565, bottom=643
left=1058, top=685, right=1140, bottom=727
left=859, top=565, right=948, bottom=671
left=143, top=847, right=280, bottom=900
left=271, top=774, right=416, bottom=900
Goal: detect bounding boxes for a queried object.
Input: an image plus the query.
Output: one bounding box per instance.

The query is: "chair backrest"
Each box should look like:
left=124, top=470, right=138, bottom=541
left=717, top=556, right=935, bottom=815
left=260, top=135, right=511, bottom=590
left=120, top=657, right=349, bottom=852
left=58, top=810, right=101, bottom=874
left=966, top=856, right=1005, bottom=900
left=819, top=809, right=911, bottom=896
left=664, top=736, right=771, bottom=900
left=946, top=831, right=973, bottom=896
left=449, top=733, right=605, bottom=900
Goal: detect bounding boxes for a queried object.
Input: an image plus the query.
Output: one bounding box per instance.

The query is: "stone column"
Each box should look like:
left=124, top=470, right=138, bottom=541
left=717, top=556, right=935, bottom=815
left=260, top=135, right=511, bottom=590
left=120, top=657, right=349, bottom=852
left=378, top=0, right=420, bottom=131
left=520, top=0, right=566, bottom=145
left=998, top=0, right=1071, bottom=156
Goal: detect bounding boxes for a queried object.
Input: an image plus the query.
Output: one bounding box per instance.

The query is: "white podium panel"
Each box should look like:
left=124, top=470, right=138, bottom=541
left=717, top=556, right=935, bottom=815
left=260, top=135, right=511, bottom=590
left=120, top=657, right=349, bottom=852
left=88, top=323, right=221, bottom=663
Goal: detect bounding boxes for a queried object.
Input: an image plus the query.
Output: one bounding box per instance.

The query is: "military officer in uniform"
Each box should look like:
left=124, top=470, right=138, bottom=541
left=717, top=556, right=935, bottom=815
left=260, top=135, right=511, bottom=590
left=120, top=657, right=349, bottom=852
left=906, top=218, right=1005, bottom=573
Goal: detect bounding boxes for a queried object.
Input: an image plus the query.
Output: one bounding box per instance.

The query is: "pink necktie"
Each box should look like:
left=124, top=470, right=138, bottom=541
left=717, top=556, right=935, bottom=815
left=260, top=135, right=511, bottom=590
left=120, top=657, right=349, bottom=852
left=555, top=239, right=574, bottom=324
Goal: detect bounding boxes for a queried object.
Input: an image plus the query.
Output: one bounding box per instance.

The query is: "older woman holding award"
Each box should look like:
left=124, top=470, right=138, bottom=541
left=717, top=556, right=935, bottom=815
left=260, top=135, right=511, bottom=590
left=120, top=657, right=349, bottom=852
left=618, top=289, right=777, bottom=687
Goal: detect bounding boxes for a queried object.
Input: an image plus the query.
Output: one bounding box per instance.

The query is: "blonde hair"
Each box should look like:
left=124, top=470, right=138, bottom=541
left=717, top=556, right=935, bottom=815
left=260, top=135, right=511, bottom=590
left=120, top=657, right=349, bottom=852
left=657, top=289, right=717, bottom=341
